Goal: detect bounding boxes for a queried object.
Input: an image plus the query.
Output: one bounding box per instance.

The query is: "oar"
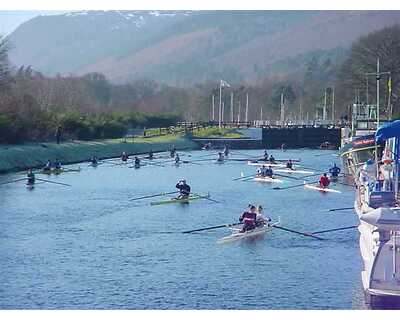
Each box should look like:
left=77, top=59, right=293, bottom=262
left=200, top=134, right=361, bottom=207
left=272, top=225, right=325, bottom=240
left=327, top=207, right=354, bottom=212
left=129, top=191, right=178, bottom=201
left=35, top=178, right=71, bottom=187
left=182, top=222, right=242, bottom=234
left=310, top=225, right=358, bottom=235
left=192, top=192, right=220, bottom=203
left=274, top=173, right=300, bottom=181
left=182, top=160, right=203, bottom=165
left=0, top=178, right=27, bottom=186
left=273, top=180, right=319, bottom=190
left=233, top=172, right=254, bottom=181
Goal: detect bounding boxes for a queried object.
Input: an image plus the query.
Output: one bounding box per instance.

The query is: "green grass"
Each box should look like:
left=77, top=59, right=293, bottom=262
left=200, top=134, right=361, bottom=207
left=190, top=127, right=243, bottom=139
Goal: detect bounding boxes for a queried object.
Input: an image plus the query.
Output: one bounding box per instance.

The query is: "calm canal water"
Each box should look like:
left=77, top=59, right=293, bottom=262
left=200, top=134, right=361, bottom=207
left=0, top=149, right=367, bottom=309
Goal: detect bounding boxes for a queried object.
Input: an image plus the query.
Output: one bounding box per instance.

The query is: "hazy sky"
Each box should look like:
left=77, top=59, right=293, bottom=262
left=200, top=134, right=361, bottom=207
left=0, top=11, right=66, bottom=35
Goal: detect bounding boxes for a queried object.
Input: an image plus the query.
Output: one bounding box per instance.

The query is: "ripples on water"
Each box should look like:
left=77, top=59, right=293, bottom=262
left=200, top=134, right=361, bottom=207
left=0, top=149, right=370, bottom=309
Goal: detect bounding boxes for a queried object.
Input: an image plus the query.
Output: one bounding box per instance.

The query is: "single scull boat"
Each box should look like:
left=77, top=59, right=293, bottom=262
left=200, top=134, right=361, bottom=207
left=150, top=193, right=210, bottom=206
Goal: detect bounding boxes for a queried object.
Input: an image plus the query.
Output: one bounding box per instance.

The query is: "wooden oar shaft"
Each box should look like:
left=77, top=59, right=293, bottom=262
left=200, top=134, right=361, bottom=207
left=0, top=178, right=27, bottom=186
left=129, top=191, right=178, bottom=201
left=182, top=222, right=242, bottom=234
left=272, top=225, right=324, bottom=240
left=311, top=225, right=358, bottom=235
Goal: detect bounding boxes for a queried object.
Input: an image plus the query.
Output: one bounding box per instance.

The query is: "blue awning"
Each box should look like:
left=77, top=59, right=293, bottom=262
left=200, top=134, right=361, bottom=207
left=375, top=120, right=400, bottom=143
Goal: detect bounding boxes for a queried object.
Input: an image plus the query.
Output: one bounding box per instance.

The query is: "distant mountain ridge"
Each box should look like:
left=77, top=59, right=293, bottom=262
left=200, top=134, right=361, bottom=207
left=7, top=10, right=400, bottom=86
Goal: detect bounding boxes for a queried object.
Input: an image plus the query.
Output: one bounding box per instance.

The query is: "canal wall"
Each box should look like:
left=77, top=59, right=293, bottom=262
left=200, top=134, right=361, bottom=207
left=0, top=135, right=198, bottom=173
left=262, top=127, right=341, bottom=149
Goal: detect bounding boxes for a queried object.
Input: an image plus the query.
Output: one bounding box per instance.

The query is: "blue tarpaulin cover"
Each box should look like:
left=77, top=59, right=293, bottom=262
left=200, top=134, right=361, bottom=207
left=375, top=120, right=400, bottom=143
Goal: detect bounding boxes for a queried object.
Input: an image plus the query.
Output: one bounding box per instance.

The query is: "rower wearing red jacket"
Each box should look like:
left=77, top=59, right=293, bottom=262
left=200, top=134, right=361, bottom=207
left=319, top=173, right=330, bottom=188
left=239, top=205, right=257, bottom=233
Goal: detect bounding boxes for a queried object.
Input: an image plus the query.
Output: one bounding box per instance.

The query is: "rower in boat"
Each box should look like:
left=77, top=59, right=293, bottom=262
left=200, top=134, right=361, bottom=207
left=203, top=142, right=212, bottom=150
left=134, top=156, right=141, bottom=168
left=319, top=173, right=330, bottom=189
left=170, top=145, right=176, bottom=158
left=217, top=152, right=225, bottom=163
left=281, top=143, right=287, bottom=152
left=256, top=205, right=271, bottom=227
left=90, top=156, right=99, bottom=166
left=329, top=163, right=341, bottom=180
left=223, top=144, right=229, bottom=156
left=43, top=160, right=52, bottom=173
left=148, top=150, right=154, bottom=160
left=239, top=205, right=257, bottom=233
left=54, top=159, right=62, bottom=170
left=175, top=179, right=191, bottom=199
left=286, top=159, right=294, bottom=170
left=175, top=153, right=180, bottom=165
left=121, top=152, right=129, bottom=162
left=257, top=165, right=267, bottom=177
left=269, top=155, right=276, bottom=164
left=265, top=166, right=273, bottom=178
left=263, top=149, right=269, bottom=161
left=27, top=168, right=35, bottom=185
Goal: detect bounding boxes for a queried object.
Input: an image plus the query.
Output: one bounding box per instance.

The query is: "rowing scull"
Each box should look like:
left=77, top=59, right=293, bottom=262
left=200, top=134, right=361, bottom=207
left=217, top=220, right=280, bottom=244
left=303, top=182, right=341, bottom=193
left=150, top=193, right=210, bottom=206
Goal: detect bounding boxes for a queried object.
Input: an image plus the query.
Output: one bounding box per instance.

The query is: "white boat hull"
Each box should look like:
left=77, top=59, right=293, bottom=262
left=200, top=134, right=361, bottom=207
left=253, top=176, right=283, bottom=183
left=304, top=184, right=341, bottom=193
left=217, top=221, right=279, bottom=244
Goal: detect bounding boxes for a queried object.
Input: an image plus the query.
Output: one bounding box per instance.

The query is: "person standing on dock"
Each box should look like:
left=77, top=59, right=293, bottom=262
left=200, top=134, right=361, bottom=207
left=176, top=179, right=191, bottom=199
left=329, top=163, right=341, bottom=179
left=381, top=158, right=394, bottom=191
left=319, top=173, right=330, bottom=188
left=239, top=205, right=257, bottom=233
left=27, top=169, right=35, bottom=185
left=55, top=126, right=62, bottom=144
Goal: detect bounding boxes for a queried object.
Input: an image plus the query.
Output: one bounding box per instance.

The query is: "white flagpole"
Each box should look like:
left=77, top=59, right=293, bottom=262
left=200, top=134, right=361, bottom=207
left=238, top=101, right=241, bottom=124
left=222, top=102, right=225, bottom=122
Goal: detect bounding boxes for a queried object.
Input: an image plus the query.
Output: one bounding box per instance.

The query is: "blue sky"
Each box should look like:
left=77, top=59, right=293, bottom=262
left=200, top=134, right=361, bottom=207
left=0, top=11, right=66, bottom=35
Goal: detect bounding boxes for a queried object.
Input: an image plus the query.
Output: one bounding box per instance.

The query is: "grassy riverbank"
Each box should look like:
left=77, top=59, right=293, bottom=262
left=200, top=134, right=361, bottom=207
left=0, top=134, right=198, bottom=173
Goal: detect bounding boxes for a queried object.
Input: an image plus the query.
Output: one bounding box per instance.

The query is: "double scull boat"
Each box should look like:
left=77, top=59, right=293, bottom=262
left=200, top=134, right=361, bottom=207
left=217, top=219, right=280, bottom=244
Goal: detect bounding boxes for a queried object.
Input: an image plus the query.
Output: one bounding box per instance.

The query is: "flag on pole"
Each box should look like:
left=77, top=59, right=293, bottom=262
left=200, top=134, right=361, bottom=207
left=220, top=79, right=231, bottom=88
left=388, top=76, right=392, bottom=93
